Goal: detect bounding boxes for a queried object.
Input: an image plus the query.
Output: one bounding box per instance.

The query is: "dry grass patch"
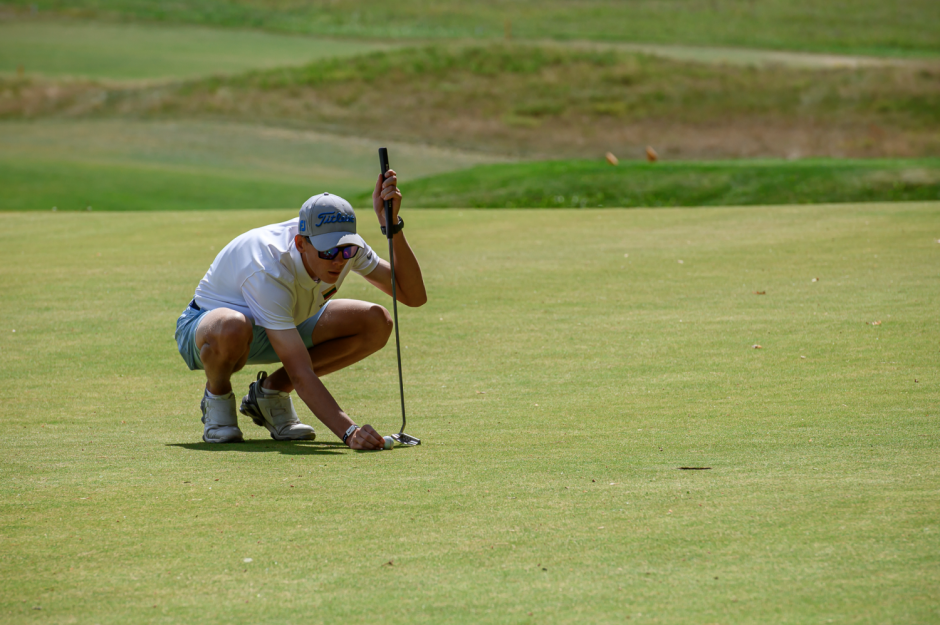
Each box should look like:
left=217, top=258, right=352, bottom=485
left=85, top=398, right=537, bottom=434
left=3, top=44, right=940, bottom=159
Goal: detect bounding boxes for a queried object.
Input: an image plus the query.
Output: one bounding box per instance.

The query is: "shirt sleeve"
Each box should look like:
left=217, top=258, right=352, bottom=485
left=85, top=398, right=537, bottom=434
left=241, top=271, right=297, bottom=331
left=352, top=241, right=381, bottom=276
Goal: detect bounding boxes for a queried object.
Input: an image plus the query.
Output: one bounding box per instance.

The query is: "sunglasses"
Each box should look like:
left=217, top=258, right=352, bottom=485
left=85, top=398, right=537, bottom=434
left=317, top=245, right=359, bottom=261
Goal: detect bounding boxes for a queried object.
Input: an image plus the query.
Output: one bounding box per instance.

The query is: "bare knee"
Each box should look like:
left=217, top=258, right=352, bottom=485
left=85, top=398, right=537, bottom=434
left=199, top=311, right=253, bottom=364
left=367, top=305, right=393, bottom=348
left=218, top=317, right=253, bottom=356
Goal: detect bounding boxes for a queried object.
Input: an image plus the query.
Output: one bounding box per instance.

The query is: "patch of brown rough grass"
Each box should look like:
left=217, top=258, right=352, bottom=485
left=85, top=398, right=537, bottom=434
left=2, top=46, right=939, bottom=160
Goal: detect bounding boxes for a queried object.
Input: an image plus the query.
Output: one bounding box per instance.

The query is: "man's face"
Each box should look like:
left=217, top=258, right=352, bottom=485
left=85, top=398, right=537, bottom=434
left=295, top=235, right=351, bottom=284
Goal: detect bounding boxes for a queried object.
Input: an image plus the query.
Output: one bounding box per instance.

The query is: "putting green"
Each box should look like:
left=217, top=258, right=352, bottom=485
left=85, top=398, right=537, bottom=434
left=0, top=20, right=390, bottom=81
left=1, top=204, right=937, bottom=622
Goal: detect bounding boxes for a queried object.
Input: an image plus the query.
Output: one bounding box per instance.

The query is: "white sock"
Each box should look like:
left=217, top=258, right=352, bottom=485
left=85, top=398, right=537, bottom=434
left=206, top=389, right=234, bottom=400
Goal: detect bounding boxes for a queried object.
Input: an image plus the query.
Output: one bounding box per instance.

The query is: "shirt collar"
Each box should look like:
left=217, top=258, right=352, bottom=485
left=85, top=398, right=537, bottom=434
left=290, top=244, right=319, bottom=291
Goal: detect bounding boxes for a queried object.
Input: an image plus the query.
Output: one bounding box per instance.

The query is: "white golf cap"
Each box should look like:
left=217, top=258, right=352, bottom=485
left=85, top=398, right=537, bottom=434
left=298, top=192, right=366, bottom=251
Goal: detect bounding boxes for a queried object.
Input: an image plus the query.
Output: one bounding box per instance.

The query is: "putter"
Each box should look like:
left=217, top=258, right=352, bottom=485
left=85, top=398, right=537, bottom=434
left=379, top=147, right=420, bottom=446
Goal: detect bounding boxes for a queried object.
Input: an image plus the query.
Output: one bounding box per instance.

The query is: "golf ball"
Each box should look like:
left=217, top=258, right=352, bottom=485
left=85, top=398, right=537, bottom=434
left=383, top=436, right=394, bottom=450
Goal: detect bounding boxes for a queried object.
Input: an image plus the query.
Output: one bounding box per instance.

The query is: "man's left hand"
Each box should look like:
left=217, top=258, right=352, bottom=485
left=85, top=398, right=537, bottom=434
left=373, top=169, right=402, bottom=228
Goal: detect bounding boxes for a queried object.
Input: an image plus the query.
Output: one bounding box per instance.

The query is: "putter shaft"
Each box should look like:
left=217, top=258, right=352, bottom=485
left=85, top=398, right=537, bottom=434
left=378, top=147, right=414, bottom=442
left=387, top=236, right=407, bottom=434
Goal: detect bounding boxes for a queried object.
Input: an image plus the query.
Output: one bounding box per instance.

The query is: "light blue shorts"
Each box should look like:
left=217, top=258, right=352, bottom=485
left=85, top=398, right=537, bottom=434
left=175, top=300, right=330, bottom=371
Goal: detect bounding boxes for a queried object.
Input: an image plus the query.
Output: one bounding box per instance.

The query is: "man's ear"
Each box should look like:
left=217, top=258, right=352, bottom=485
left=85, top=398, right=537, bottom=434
left=294, top=234, right=307, bottom=252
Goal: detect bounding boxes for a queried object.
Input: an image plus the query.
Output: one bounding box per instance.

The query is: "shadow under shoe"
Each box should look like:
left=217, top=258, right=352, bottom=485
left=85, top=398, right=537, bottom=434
left=201, top=390, right=244, bottom=444
left=239, top=371, right=316, bottom=441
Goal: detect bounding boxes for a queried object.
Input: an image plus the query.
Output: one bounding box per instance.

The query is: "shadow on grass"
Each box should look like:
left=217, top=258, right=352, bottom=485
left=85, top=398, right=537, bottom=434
left=168, top=440, right=345, bottom=456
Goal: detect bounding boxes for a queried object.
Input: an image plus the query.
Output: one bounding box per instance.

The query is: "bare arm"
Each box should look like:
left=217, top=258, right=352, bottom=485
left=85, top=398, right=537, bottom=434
left=264, top=327, right=385, bottom=450
left=363, top=169, right=428, bottom=307
left=363, top=249, right=427, bottom=307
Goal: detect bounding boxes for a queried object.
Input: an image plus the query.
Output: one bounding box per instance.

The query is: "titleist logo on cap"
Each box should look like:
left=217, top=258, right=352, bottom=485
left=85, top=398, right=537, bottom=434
left=315, top=211, right=355, bottom=228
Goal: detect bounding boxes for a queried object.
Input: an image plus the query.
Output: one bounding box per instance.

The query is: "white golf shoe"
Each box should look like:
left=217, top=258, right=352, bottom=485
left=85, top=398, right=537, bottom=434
left=200, top=390, right=244, bottom=444
left=239, top=372, right=316, bottom=441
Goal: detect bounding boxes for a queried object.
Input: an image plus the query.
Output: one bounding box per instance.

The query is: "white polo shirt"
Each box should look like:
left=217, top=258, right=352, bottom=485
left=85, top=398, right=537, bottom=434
left=193, top=218, right=380, bottom=331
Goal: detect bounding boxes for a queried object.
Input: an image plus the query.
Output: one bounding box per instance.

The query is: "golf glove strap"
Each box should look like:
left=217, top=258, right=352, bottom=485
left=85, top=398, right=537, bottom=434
left=343, top=424, right=358, bottom=445
left=381, top=217, right=404, bottom=236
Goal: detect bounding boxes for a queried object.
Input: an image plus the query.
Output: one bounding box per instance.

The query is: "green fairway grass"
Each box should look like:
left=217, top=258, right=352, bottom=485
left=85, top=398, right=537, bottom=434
left=0, top=120, right=504, bottom=211
left=1, top=204, right=937, bottom=622
left=3, top=122, right=936, bottom=211
left=7, top=0, right=940, bottom=58
left=0, top=20, right=390, bottom=81
left=396, top=158, right=940, bottom=208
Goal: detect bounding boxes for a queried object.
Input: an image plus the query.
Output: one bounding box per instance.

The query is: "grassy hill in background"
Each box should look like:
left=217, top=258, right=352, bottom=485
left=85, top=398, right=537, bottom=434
left=0, top=20, right=391, bottom=80
left=2, top=12, right=939, bottom=211
left=6, top=44, right=937, bottom=160
left=3, top=0, right=939, bottom=57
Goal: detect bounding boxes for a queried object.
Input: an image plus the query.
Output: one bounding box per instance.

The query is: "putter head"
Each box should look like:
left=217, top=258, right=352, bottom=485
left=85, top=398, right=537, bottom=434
left=392, top=432, right=421, bottom=446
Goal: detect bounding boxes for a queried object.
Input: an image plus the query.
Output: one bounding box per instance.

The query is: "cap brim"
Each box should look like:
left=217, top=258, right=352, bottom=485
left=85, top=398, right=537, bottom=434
left=308, top=231, right=365, bottom=251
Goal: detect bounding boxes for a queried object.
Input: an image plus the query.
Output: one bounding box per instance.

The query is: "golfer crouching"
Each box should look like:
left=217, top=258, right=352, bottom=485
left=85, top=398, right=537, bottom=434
left=175, top=169, right=426, bottom=449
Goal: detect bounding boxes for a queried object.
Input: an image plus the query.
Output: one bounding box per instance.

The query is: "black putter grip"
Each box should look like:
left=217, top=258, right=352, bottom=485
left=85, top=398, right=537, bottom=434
left=378, top=147, right=394, bottom=239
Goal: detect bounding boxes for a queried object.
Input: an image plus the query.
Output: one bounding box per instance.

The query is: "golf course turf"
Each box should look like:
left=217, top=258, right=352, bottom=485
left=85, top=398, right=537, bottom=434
left=1, top=119, right=937, bottom=213
left=0, top=20, right=391, bottom=81
left=398, top=158, right=940, bottom=209
left=7, top=0, right=940, bottom=57
left=3, top=7, right=940, bottom=622
left=0, top=120, right=503, bottom=212
left=1, top=204, right=937, bottom=622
